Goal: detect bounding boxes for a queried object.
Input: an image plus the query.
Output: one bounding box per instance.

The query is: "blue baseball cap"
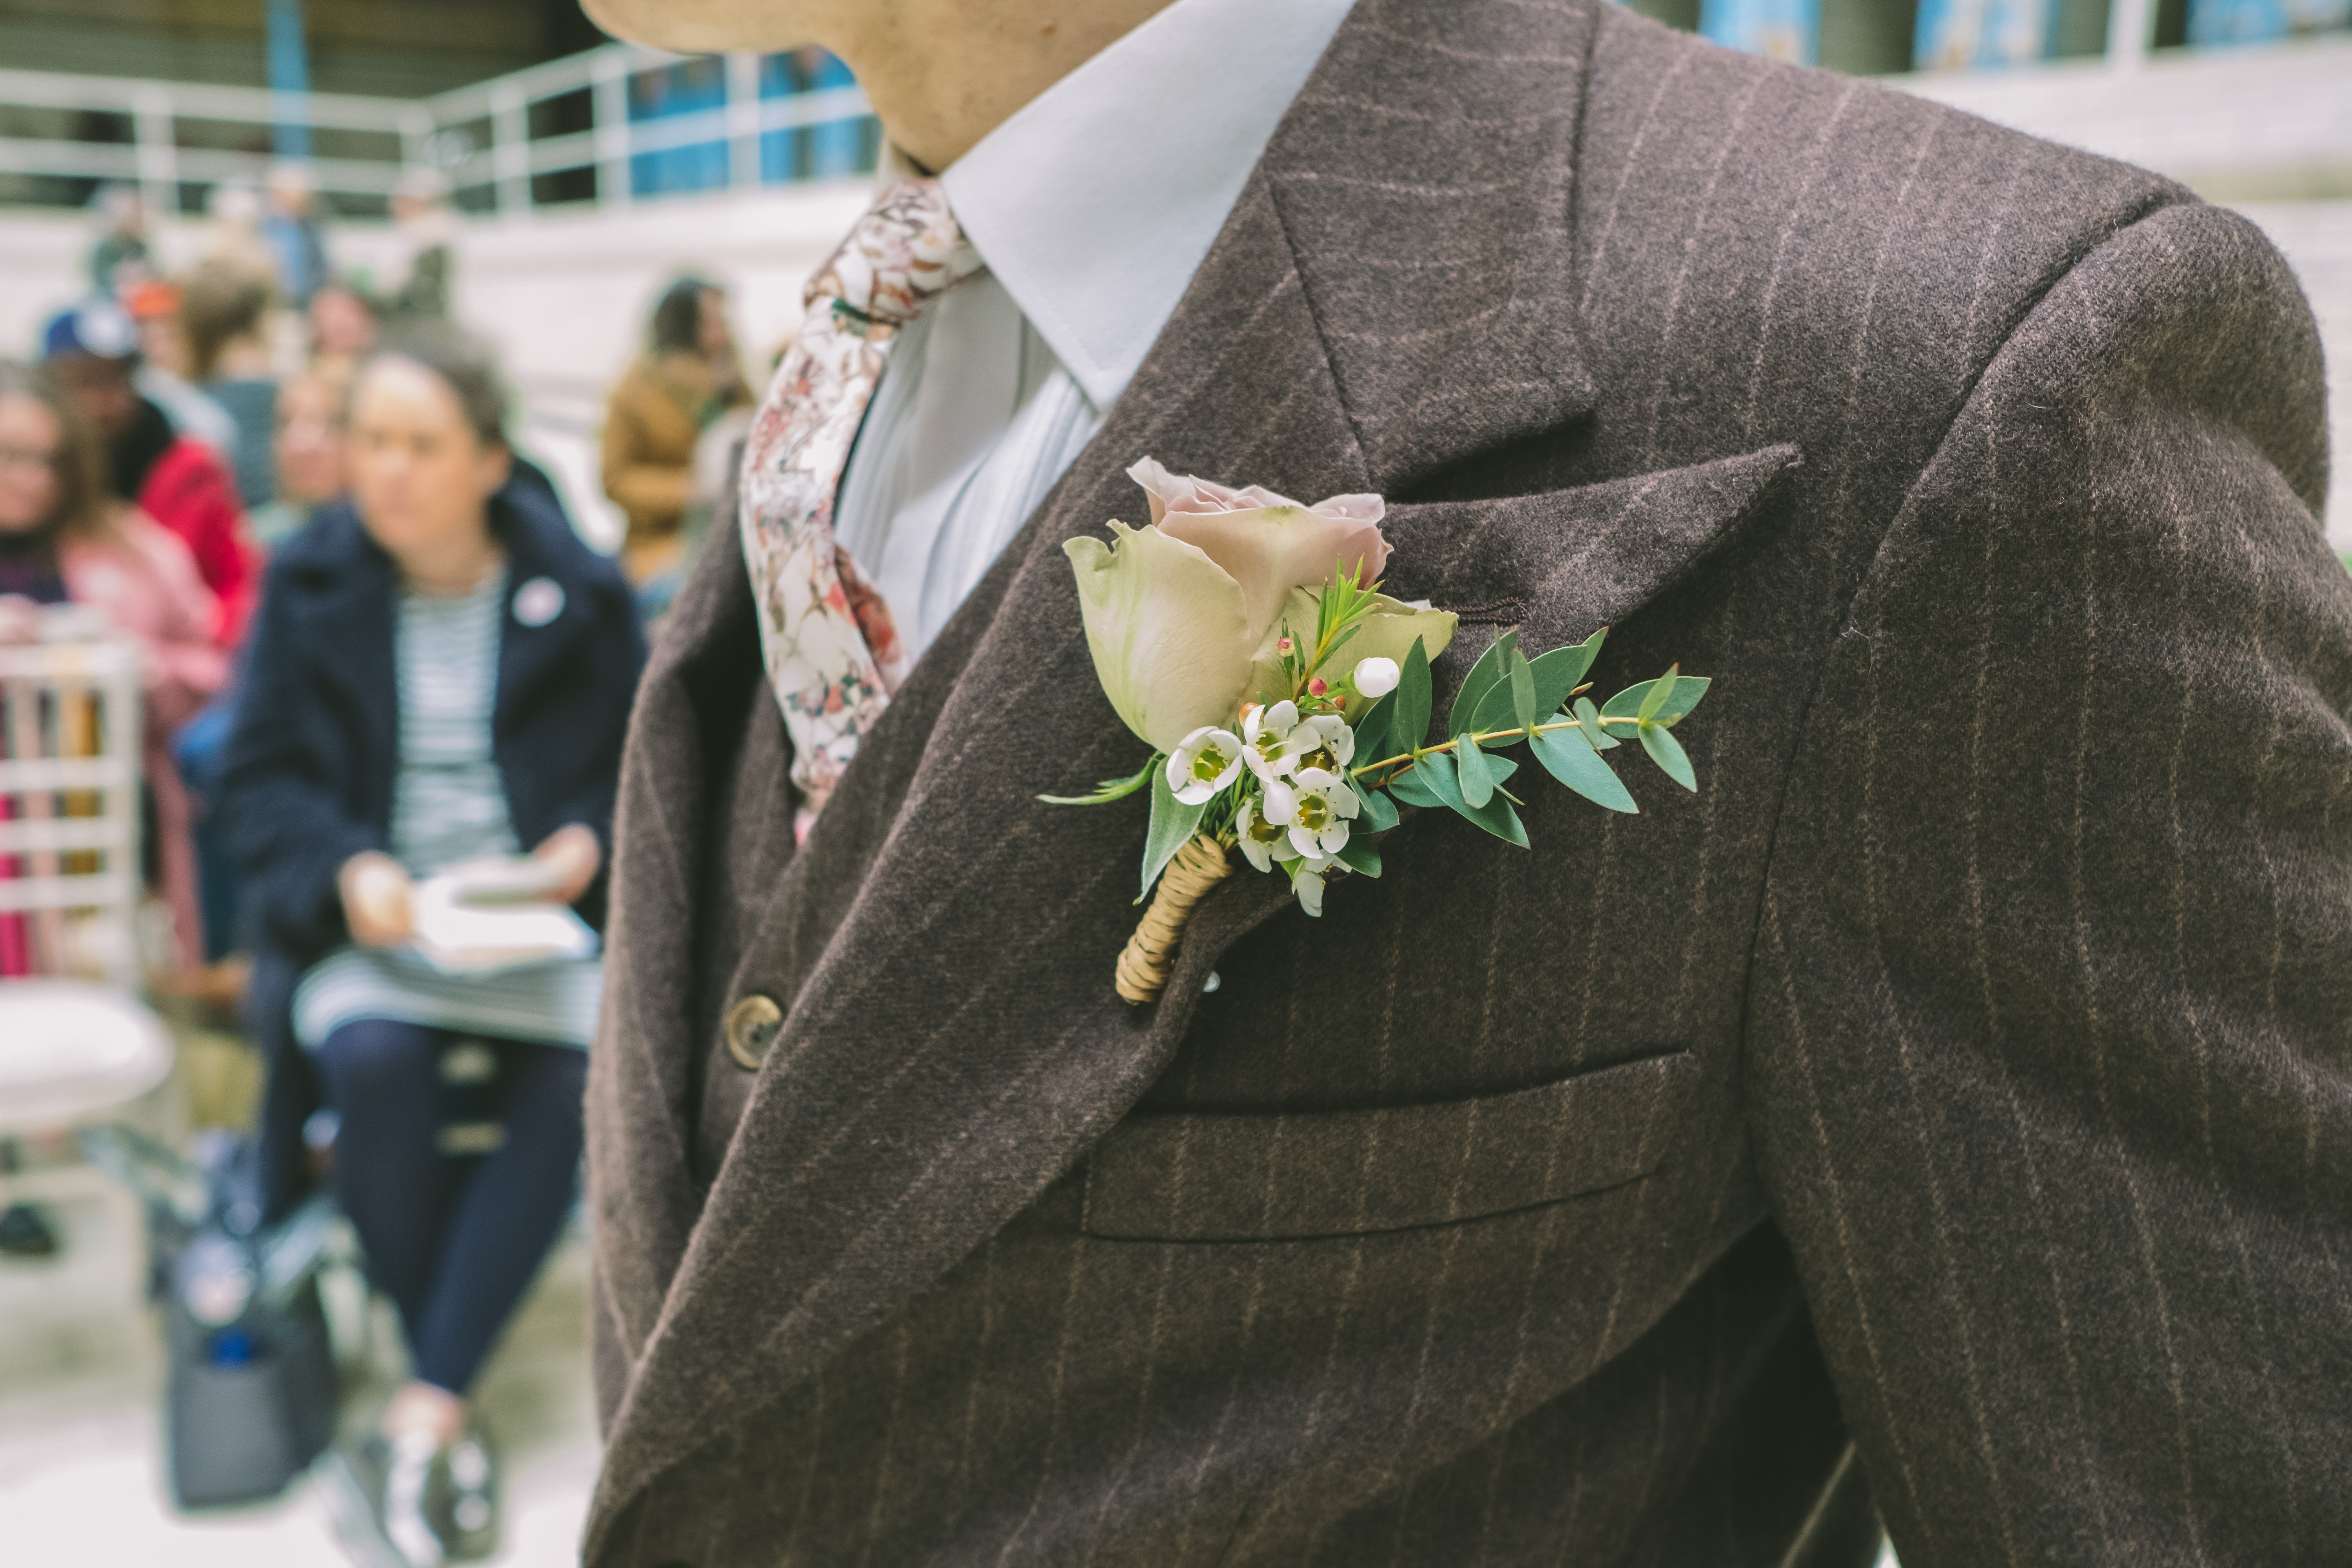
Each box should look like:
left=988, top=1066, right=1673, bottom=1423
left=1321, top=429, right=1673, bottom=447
left=42, top=298, right=140, bottom=362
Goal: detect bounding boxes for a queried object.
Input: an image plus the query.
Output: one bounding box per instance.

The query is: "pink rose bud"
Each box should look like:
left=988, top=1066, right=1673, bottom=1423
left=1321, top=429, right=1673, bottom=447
left=1308, top=677, right=1328, bottom=696
left=1277, top=637, right=1294, bottom=654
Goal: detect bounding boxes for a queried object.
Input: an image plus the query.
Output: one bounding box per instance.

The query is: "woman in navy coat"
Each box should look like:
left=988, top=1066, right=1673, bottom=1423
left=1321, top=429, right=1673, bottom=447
left=220, top=331, right=644, bottom=1565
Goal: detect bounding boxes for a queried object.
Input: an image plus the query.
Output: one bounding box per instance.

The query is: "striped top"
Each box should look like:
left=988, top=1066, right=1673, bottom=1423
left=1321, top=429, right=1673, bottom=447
left=294, top=567, right=602, bottom=1051
left=390, top=566, right=520, bottom=876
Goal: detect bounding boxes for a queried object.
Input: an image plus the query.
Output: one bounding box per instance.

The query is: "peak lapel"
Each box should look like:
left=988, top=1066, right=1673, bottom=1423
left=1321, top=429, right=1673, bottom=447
left=1264, top=0, right=1603, bottom=494
left=1385, top=445, right=1804, bottom=646
left=589, top=176, right=1361, bottom=1542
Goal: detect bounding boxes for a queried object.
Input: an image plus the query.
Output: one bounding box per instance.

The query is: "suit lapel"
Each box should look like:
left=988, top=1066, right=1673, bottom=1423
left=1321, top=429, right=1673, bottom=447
left=1261, top=0, right=1603, bottom=493
left=591, top=170, right=1363, bottom=1535
left=584, top=483, right=764, bottom=1375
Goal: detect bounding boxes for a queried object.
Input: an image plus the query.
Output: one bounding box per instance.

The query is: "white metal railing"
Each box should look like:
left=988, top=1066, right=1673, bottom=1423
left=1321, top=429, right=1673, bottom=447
left=0, top=41, right=875, bottom=219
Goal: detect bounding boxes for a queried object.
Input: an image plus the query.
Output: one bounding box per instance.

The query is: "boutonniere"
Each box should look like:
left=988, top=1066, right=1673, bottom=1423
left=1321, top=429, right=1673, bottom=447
left=1050, top=459, right=1711, bottom=1003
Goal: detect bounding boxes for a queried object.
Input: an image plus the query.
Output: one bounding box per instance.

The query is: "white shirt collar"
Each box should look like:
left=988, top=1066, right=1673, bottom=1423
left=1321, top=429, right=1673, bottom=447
left=939, top=0, right=1356, bottom=414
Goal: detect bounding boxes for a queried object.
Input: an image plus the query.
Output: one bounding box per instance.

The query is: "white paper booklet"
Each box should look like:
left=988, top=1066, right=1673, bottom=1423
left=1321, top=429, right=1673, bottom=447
left=410, top=855, right=597, bottom=976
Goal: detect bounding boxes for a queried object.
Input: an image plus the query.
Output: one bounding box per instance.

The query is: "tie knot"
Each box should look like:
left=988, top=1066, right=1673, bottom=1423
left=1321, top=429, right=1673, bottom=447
left=809, top=176, right=982, bottom=329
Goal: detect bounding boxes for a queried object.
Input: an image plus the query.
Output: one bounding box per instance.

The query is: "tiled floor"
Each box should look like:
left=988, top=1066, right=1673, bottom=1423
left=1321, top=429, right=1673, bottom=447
left=0, top=1179, right=600, bottom=1565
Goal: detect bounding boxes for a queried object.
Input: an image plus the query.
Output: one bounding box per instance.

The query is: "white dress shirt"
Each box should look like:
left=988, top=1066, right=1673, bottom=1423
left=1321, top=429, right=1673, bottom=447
left=829, top=0, right=1357, bottom=662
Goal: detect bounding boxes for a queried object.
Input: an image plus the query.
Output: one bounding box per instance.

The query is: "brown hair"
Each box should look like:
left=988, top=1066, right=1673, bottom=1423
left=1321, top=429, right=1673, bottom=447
left=357, top=325, right=510, bottom=450
left=0, top=359, right=111, bottom=546
left=180, top=262, right=274, bottom=383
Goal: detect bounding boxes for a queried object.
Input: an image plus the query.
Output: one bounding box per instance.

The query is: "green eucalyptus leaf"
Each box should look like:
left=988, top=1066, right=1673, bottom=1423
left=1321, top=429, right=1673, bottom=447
left=1467, top=636, right=1548, bottom=741
left=1509, top=648, right=1539, bottom=738
left=1602, top=674, right=1710, bottom=730
left=1535, top=630, right=1605, bottom=710
left=1334, top=837, right=1383, bottom=877
left=1392, top=637, right=1433, bottom=754
left=1574, top=695, right=1618, bottom=750
left=1455, top=731, right=1495, bottom=808
left=1531, top=725, right=1638, bottom=813
left=1481, top=631, right=1606, bottom=734
left=1356, top=784, right=1400, bottom=833
left=1459, top=790, right=1530, bottom=848
left=1399, top=750, right=1526, bottom=843
left=1638, top=664, right=1678, bottom=722
left=1139, top=767, right=1209, bottom=901
left=1037, top=752, right=1161, bottom=806
left=1418, top=747, right=1466, bottom=811
left=1640, top=722, right=1698, bottom=791
left=1449, top=629, right=1517, bottom=738
left=1352, top=692, right=1395, bottom=766
left=1386, top=764, right=1445, bottom=809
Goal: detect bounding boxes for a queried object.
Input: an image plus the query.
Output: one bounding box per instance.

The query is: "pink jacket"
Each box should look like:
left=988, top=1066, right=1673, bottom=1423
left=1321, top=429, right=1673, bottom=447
left=60, top=513, right=231, bottom=968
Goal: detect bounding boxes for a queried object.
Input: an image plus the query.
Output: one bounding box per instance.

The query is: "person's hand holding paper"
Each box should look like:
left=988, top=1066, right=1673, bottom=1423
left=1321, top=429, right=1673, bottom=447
left=338, top=824, right=602, bottom=975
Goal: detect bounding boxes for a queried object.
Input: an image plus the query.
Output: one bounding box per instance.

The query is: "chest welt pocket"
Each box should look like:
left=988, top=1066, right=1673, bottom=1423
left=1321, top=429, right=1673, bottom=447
left=1079, top=1051, right=1700, bottom=1242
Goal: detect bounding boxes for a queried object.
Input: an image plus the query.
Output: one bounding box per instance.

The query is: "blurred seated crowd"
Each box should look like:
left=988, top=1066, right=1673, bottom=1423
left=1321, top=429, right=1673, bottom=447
left=0, top=167, right=730, bottom=1564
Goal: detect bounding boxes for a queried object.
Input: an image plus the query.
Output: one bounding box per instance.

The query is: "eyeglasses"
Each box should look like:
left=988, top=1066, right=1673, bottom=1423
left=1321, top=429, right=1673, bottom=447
left=0, top=445, right=62, bottom=473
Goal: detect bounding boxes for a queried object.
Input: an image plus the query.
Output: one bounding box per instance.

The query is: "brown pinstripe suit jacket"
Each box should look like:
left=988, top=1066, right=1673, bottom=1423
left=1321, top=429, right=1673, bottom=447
left=582, top=1, right=2348, bottom=1562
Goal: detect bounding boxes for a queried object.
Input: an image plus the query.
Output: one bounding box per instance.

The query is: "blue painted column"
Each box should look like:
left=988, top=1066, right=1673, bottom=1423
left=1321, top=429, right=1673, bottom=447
left=1915, top=0, right=2057, bottom=67
left=2188, top=0, right=2349, bottom=43
left=267, top=0, right=313, bottom=160
left=1699, top=0, right=1822, bottom=61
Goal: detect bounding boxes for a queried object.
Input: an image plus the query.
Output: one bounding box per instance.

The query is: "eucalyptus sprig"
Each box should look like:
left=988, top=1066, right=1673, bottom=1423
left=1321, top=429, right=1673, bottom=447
left=1348, top=627, right=1708, bottom=846
left=1097, top=616, right=1706, bottom=917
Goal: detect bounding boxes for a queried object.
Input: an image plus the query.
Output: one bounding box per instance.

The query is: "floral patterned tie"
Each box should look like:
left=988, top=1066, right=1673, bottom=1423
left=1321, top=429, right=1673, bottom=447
left=739, top=177, right=983, bottom=841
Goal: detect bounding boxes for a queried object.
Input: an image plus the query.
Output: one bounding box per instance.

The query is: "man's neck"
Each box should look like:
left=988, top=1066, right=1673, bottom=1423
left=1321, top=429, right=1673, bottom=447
left=828, top=0, right=1178, bottom=173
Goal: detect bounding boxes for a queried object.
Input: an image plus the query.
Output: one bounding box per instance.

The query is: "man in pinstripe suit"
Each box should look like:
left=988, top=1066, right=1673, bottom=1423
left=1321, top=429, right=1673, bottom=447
left=576, top=0, right=2348, bottom=1562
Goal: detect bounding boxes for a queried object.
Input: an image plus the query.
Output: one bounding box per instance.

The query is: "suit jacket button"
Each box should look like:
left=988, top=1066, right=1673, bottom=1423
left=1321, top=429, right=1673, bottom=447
left=724, top=994, right=784, bottom=1071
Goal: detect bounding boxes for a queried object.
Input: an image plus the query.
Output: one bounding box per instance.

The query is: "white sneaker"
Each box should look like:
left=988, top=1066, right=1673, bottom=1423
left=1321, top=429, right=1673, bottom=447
left=383, top=1431, right=445, bottom=1568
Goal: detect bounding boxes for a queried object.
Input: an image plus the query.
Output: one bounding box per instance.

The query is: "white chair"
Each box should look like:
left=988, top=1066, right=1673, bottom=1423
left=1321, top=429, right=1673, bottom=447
left=0, top=626, right=175, bottom=1216
left=0, top=623, right=148, bottom=989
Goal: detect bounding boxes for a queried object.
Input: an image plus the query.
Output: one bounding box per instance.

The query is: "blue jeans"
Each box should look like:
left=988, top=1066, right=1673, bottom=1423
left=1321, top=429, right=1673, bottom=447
left=312, top=1020, right=586, bottom=1396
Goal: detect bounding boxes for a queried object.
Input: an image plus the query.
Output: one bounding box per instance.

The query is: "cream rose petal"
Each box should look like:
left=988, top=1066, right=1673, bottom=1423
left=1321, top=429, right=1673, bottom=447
left=1127, top=457, right=1288, bottom=528
left=1063, top=522, right=1257, bottom=755
left=1156, top=505, right=1392, bottom=647
left=1125, top=459, right=1394, bottom=643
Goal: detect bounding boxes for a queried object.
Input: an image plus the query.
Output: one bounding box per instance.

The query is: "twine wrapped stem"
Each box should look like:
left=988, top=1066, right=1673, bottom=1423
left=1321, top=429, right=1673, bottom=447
left=1115, top=834, right=1234, bottom=1004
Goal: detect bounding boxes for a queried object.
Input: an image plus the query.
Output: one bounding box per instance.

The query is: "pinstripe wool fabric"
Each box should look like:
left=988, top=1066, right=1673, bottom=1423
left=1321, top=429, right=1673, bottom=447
left=582, top=0, right=2347, bottom=1562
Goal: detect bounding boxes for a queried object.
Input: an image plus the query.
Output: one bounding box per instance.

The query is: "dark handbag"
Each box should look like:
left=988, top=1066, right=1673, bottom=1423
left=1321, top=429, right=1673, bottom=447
left=162, top=1259, right=339, bottom=1507
left=85, top=1128, right=345, bottom=1509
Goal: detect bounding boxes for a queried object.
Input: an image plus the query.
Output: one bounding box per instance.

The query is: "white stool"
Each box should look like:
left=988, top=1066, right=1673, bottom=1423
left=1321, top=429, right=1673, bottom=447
left=0, top=978, right=175, bottom=1250
left=0, top=979, right=174, bottom=1136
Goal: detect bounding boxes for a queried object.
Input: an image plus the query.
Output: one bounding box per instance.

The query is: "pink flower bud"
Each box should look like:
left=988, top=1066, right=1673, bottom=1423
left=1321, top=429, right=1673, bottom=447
left=1277, top=637, right=1294, bottom=655
left=1308, top=677, right=1328, bottom=696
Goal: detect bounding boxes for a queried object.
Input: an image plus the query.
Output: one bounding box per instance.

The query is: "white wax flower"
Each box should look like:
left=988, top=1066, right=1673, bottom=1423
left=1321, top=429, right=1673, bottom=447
left=1165, top=726, right=1244, bottom=806
left=1266, top=766, right=1359, bottom=860
left=1241, top=699, right=1304, bottom=782
left=1290, top=713, right=1354, bottom=776
left=1234, top=791, right=1293, bottom=873
left=1352, top=656, right=1400, bottom=698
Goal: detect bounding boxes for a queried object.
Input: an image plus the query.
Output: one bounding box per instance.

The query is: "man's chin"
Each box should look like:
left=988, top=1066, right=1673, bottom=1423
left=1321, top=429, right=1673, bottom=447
left=578, top=0, right=825, bottom=53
